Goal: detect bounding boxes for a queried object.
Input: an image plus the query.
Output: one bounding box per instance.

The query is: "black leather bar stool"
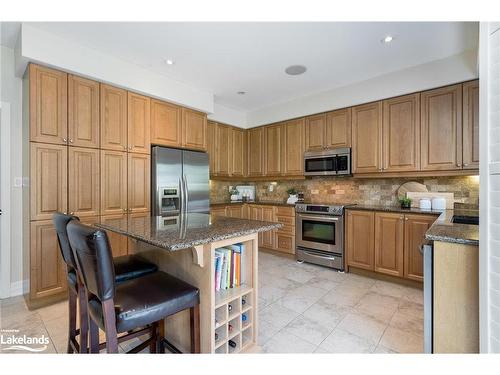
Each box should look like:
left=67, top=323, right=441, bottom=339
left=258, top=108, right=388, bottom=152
left=52, top=213, right=158, bottom=353
left=66, top=220, right=201, bottom=354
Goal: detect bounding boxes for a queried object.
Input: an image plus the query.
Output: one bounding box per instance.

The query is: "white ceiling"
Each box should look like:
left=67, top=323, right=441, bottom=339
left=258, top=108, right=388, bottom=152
left=1, top=22, right=478, bottom=113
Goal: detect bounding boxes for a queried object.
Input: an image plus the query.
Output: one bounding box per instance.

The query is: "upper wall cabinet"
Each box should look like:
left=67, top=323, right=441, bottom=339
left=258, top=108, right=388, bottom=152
left=305, top=114, right=326, bottom=151
left=100, top=84, right=128, bottom=151
left=29, top=64, right=68, bottom=145
left=421, top=84, right=462, bottom=171
left=127, top=92, right=151, bottom=154
left=182, top=108, right=207, bottom=151
left=68, top=75, right=100, bottom=148
left=382, top=94, right=420, bottom=172
left=151, top=99, right=182, bottom=147
left=215, top=124, right=232, bottom=176
left=264, top=123, right=284, bottom=176
left=326, top=108, right=352, bottom=149
left=231, top=127, right=246, bottom=177
left=283, top=118, right=305, bottom=175
left=207, top=121, right=217, bottom=173
left=462, top=80, right=480, bottom=169
left=352, top=102, right=383, bottom=173
left=247, top=127, right=265, bottom=177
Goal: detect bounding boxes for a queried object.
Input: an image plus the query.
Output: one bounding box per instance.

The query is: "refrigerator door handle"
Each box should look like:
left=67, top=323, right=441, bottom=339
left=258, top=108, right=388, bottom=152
left=179, top=177, right=185, bottom=214
left=183, top=174, right=189, bottom=211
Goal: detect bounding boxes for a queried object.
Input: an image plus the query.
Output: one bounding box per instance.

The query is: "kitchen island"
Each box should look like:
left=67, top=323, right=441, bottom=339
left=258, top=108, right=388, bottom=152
left=96, top=213, right=281, bottom=354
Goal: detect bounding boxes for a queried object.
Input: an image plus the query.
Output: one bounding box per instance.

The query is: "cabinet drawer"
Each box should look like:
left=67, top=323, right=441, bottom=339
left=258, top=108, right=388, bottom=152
left=275, top=233, right=295, bottom=254
left=276, top=206, right=295, bottom=217
left=276, top=215, right=295, bottom=234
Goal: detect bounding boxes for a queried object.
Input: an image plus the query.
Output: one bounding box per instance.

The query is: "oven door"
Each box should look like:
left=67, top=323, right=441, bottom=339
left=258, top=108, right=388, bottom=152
left=304, top=155, right=337, bottom=176
left=296, top=213, right=343, bottom=254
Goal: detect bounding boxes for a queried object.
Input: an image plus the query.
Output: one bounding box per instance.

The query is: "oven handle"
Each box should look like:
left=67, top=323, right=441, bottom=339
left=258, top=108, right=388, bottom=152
left=297, top=214, right=340, bottom=222
left=302, top=250, right=338, bottom=261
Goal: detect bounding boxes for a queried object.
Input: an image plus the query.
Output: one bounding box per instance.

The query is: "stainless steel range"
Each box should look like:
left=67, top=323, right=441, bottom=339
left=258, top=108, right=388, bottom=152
left=295, top=203, right=352, bottom=270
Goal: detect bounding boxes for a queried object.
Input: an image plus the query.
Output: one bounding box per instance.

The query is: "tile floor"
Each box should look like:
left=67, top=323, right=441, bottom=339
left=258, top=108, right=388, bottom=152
left=0, top=251, right=423, bottom=354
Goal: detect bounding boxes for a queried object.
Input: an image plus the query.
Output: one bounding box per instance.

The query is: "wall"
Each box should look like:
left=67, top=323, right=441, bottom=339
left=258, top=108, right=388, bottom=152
left=210, top=176, right=480, bottom=207
left=0, top=45, right=24, bottom=295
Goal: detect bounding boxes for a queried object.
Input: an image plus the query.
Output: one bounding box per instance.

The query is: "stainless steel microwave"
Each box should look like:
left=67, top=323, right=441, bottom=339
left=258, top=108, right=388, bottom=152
left=304, top=148, right=352, bottom=176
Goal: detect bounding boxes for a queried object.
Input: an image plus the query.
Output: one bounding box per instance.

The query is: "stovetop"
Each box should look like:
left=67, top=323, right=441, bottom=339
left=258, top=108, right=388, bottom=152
left=295, top=202, right=357, bottom=216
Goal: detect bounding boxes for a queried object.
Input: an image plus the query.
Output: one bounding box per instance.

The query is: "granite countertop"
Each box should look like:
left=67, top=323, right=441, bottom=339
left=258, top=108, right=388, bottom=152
left=95, top=213, right=282, bottom=251
left=346, top=204, right=479, bottom=246
left=210, top=200, right=294, bottom=207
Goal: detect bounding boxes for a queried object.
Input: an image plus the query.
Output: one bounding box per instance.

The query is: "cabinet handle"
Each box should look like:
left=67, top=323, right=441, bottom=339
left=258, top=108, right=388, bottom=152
left=128, top=146, right=132, bottom=150
left=464, top=163, right=469, bottom=167
left=69, top=139, right=73, bottom=143
left=62, top=138, right=67, bottom=143
left=405, top=217, right=409, bottom=221
left=457, top=163, right=462, bottom=167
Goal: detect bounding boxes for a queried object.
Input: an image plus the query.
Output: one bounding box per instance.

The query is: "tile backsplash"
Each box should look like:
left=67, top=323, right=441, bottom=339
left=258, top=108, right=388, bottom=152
left=210, top=176, right=479, bottom=207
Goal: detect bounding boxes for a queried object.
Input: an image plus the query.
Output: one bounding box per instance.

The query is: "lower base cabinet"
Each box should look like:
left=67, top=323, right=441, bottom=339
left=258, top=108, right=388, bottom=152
left=374, top=212, right=404, bottom=277
left=404, top=214, right=436, bottom=282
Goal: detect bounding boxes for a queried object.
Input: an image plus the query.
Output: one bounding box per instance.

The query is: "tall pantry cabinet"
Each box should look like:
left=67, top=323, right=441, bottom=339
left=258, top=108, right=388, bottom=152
left=24, top=64, right=151, bottom=305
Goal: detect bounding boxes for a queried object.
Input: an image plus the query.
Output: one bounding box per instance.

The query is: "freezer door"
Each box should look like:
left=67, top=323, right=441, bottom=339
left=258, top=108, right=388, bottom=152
left=182, top=150, right=209, bottom=213
left=151, top=147, right=183, bottom=216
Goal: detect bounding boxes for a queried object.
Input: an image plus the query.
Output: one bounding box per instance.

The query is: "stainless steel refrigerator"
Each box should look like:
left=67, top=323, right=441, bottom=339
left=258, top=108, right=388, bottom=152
left=151, top=146, right=209, bottom=216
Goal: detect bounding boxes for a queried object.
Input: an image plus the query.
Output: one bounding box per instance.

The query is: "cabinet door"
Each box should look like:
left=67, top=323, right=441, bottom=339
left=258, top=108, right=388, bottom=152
left=346, top=210, right=375, bottom=270
left=100, top=150, right=127, bottom=215
left=275, top=233, right=295, bottom=254
left=283, top=118, right=305, bottom=175
left=227, top=205, right=243, bottom=218
left=216, top=124, right=232, bottom=176
left=207, top=121, right=217, bottom=175
left=261, top=206, right=276, bottom=248
left=68, top=75, right=100, bottom=148
left=352, top=102, right=383, bottom=173
left=30, top=220, right=67, bottom=299
left=182, top=108, right=207, bottom=151
left=404, top=214, right=436, bottom=282
left=68, top=147, right=100, bottom=217
left=30, top=143, right=68, bottom=221
left=100, top=84, right=127, bottom=151
left=421, top=84, right=462, bottom=170
left=128, top=153, right=151, bottom=213
left=232, top=127, right=246, bottom=177
left=462, top=80, right=480, bottom=169
left=374, top=212, right=404, bottom=277
left=100, top=214, right=129, bottom=257
left=305, top=114, right=326, bottom=151
left=210, top=206, right=227, bottom=217
left=249, top=205, right=264, bottom=246
left=326, top=108, right=351, bottom=148
left=382, top=94, right=420, bottom=172
left=247, top=127, right=265, bottom=177
left=127, top=92, right=151, bottom=154
left=265, top=124, right=283, bottom=176
left=150, top=99, right=182, bottom=147
left=29, top=64, right=68, bottom=145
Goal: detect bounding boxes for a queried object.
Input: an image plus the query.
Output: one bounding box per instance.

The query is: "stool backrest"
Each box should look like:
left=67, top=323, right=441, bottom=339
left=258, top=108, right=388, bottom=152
left=52, top=212, right=80, bottom=271
left=67, top=221, right=116, bottom=302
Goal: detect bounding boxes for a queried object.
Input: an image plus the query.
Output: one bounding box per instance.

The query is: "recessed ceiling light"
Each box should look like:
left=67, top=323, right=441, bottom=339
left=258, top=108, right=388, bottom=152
left=237, top=91, right=246, bottom=95
left=285, top=65, right=307, bottom=76
left=165, top=59, right=174, bottom=65
left=382, top=35, right=393, bottom=43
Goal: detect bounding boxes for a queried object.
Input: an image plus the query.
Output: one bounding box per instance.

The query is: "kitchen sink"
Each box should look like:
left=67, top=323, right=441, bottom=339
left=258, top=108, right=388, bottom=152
left=452, top=215, right=479, bottom=225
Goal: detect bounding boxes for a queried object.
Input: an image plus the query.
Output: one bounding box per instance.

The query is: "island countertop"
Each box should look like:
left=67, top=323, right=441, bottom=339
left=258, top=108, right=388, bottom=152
left=95, top=213, right=282, bottom=251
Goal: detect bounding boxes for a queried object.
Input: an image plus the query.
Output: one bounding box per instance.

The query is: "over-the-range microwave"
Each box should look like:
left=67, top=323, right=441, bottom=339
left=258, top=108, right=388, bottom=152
left=304, top=147, right=352, bottom=176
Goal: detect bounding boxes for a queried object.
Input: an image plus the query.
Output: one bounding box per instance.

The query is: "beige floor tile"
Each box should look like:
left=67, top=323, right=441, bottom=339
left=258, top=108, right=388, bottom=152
left=374, top=344, right=399, bottom=353
left=259, top=302, right=300, bottom=329
left=402, top=287, right=424, bottom=305
left=336, top=313, right=387, bottom=344
left=354, top=292, right=399, bottom=323
left=277, top=285, right=328, bottom=314
left=259, top=285, right=289, bottom=308
left=389, top=310, right=424, bottom=337
left=315, top=269, right=348, bottom=283
left=282, top=315, right=333, bottom=346
left=370, top=280, right=407, bottom=298
left=306, top=276, right=342, bottom=291
left=257, top=319, right=281, bottom=346
left=398, top=299, right=424, bottom=319
left=379, top=326, right=423, bottom=353
left=262, top=330, right=316, bottom=353
left=341, top=274, right=376, bottom=289
left=302, top=300, right=349, bottom=330
left=319, top=328, right=375, bottom=353
left=36, top=300, right=68, bottom=322
left=320, top=289, right=365, bottom=308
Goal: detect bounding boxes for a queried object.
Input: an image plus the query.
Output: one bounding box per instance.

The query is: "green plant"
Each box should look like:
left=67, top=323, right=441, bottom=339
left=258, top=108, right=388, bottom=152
left=399, top=197, right=412, bottom=207
left=229, top=188, right=239, bottom=196
left=287, top=188, right=298, bottom=195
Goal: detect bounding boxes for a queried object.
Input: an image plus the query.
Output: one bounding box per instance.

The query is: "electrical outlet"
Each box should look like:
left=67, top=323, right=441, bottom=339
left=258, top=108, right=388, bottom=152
left=14, top=177, right=23, bottom=187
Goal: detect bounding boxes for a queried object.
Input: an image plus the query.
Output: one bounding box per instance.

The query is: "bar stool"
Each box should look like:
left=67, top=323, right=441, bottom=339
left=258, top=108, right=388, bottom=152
left=66, top=220, right=201, bottom=354
left=52, top=213, right=158, bottom=353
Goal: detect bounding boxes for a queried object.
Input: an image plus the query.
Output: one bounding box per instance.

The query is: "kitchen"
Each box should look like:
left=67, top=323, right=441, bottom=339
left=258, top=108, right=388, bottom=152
left=0, top=18, right=494, bottom=361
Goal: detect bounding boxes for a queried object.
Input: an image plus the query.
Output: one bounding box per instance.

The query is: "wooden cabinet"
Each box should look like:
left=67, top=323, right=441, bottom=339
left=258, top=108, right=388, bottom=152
left=127, top=92, right=150, bottom=154
left=382, top=94, right=420, bottom=172
left=128, top=153, right=150, bottom=213
left=326, top=108, right=351, bottom=148
left=68, top=75, right=100, bottom=148
left=30, top=143, right=68, bottom=221
left=68, top=147, right=100, bottom=217
left=216, top=124, right=232, bottom=176
left=29, top=64, right=68, bottom=145
left=264, top=124, right=283, bottom=176
left=346, top=210, right=375, bottom=270
left=231, top=128, right=246, bottom=177
left=30, top=220, right=67, bottom=299
left=226, top=205, right=244, bottom=218
left=305, top=114, right=326, bottom=151
left=404, top=214, right=435, bottom=282
left=249, top=205, right=264, bottom=246
left=207, top=121, right=217, bottom=173
left=283, top=118, right=305, bottom=175
left=274, top=206, right=295, bottom=254
left=374, top=212, right=404, bottom=277
left=100, top=150, right=127, bottom=215
left=151, top=99, right=182, bottom=147
left=261, top=206, right=276, bottom=248
left=210, top=206, right=227, bottom=217
left=182, top=108, right=207, bottom=151
left=247, top=127, right=265, bottom=177
left=462, top=80, right=480, bottom=169
left=352, top=102, right=383, bottom=173
left=100, top=84, right=127, bottom=151
left=100, top=214, right=129, bottom=257
left=421, top=84, right=462, bottom=170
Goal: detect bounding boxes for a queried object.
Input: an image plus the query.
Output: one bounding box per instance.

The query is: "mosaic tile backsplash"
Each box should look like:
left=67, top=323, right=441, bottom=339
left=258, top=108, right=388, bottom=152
left=210, top=176, right=480, bottom=207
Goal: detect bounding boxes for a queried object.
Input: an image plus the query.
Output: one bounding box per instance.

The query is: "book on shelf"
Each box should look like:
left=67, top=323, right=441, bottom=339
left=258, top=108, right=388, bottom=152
left=214, top=243, right=245, bottom=291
